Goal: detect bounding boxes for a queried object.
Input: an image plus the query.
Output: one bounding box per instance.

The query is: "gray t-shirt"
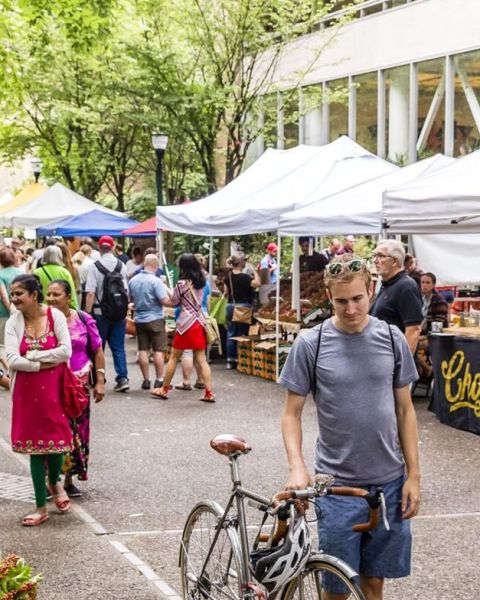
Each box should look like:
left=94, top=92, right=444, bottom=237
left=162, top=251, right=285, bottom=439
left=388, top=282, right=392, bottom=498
left=85, top=252, right=128, bottom=315
left=279, top=317, right=418, bottom=486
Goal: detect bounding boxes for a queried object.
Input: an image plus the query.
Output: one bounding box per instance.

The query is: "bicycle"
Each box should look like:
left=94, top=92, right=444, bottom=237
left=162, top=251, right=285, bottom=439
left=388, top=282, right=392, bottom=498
left=179, top=434, right=388, bottom=600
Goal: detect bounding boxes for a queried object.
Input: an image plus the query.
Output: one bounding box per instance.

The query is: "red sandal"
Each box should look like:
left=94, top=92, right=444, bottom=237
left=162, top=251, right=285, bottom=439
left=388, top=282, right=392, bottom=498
left=22, top=512, right=49, bottom=527
left=151, top=385, right=172, bottom=400
left=199, top=390, right=216, bottom=403
left=46, top=483, right=71, bottom=513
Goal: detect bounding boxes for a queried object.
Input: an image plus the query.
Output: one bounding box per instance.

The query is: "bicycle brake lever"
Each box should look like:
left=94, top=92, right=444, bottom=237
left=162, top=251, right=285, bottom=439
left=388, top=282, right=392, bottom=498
left=380, top=492, right=390, bottom=531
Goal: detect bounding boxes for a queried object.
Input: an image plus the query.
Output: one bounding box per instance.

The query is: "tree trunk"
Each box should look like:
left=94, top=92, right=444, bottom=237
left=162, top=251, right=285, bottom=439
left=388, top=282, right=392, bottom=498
left=165, top=230, right=174, bottom=263
left=219, top=237, right=230, bottom=266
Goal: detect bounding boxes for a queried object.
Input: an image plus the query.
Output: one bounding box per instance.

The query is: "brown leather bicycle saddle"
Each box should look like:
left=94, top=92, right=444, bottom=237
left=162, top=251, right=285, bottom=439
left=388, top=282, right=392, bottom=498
left=210, top=434, right=251, bottom=456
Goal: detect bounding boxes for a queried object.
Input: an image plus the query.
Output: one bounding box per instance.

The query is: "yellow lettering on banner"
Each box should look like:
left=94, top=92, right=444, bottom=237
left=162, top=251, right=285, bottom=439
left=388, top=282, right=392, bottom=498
left=441, top=350, right=480, bottom=417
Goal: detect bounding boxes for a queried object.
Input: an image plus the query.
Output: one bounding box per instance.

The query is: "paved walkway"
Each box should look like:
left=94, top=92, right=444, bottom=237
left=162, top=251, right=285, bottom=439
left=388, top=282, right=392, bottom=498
left=0, top=338, right=479, bottom=599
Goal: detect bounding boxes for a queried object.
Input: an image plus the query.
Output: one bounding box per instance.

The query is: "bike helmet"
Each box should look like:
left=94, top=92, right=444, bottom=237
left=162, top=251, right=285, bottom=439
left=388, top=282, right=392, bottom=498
left=250, top=511, right=311, bottom=593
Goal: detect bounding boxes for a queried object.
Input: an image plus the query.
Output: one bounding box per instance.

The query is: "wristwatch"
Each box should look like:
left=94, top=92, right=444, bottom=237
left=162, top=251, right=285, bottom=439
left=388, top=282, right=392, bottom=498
left=0, top=369, right=4, bottom=379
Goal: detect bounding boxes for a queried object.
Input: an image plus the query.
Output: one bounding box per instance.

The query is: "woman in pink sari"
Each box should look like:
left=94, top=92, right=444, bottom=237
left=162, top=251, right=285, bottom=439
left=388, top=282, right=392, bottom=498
left=5, top=275, right=72, bottom=526
left=47, top=279, right=105, bottom=497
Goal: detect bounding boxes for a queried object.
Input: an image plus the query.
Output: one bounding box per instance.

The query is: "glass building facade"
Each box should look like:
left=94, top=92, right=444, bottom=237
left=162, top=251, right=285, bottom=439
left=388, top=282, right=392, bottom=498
left=250, top=49, right=480, bottom=165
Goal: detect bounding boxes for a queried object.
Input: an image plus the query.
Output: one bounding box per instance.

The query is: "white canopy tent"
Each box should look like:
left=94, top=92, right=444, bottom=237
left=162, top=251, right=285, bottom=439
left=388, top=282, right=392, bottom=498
left=0, top=182, right=123, bottom=229
left=0, top=192, right=13, bottom=208
left=382, top=148, right=480, bottom=234
left=278, top=154, right=454, bottom=236
left=412, top=234, right=480, bottom=285
left=156, top=136, right=394, bottom=236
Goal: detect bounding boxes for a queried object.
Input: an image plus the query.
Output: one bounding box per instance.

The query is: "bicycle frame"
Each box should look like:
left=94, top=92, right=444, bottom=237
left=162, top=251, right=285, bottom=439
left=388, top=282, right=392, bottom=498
left=196, top=451, right=272, bottom=597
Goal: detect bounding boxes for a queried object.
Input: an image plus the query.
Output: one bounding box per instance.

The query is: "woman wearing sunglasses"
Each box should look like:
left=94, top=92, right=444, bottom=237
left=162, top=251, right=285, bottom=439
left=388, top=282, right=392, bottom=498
left=280, top=254, right=420, bottom=600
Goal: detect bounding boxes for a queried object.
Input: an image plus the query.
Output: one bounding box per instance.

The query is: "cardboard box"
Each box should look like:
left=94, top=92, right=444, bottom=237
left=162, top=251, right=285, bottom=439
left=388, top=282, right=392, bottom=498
left=237, top=339, right=253, bottom=375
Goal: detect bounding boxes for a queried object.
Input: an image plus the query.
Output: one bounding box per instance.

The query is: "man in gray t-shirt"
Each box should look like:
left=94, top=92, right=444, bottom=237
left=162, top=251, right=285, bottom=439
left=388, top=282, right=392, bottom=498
left=279, top=254, right=420, bottom=599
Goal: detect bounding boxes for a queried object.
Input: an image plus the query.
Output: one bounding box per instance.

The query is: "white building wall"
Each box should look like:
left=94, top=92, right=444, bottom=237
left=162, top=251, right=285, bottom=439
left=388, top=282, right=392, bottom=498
left=253, top=0, right=480, bottom=91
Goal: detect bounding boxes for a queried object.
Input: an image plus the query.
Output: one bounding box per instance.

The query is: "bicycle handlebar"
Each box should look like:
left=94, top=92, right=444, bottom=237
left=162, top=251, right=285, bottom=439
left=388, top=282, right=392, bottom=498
left=268, top=485, right=384, bottom=534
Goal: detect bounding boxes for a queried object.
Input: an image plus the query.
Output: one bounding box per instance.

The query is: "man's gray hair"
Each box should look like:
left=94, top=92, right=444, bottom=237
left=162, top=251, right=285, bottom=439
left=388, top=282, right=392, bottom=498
left=380, top=239, right=405, bottom=267
left=43, top=245, right=64, bottom=266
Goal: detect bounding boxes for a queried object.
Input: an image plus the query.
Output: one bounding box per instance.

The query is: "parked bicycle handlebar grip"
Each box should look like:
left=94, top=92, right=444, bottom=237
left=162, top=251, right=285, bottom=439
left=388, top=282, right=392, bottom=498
left=327, top=486, right=383, bottom=532
left=258, top=519, right=288, bottom=544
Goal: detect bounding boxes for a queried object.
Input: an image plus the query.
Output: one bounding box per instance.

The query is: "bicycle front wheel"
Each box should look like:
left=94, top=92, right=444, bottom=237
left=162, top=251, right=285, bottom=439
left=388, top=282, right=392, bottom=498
left=281, top=556, right=365, bottom=600
left=180, top=500, right=243, bottom=600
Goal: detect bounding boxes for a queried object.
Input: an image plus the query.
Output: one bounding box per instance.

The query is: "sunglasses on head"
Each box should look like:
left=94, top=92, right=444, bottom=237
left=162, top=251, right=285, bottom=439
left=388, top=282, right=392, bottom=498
left=326, top=259, right=366, bottom=276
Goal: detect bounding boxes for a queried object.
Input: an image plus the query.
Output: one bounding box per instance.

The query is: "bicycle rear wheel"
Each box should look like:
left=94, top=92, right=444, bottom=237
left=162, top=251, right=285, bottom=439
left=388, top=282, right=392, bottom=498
left=180, top=500, right=243, bottom=600
left=281, top=556, right=365, bottom=600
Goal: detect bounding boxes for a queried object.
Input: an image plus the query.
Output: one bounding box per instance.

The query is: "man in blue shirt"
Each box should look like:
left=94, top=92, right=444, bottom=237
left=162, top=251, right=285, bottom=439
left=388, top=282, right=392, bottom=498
left=259, top=242, right=278, bottom=305
left=129, top=254, right=170, bottom=390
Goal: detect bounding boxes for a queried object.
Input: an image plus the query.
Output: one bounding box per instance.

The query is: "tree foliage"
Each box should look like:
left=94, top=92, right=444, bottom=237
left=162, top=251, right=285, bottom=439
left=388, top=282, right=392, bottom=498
left=0, top=0, right=351, bottom=255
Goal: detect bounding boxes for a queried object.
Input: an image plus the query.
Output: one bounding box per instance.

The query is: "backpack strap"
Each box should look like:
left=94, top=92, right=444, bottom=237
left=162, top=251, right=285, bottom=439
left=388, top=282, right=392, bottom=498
left=94, top=260, right=109, bottom=275
left=41, top=266, right=53, bottom=281
left=310, top=322, right=323, bottom=396
left=387, top=324, right=399, bottom=381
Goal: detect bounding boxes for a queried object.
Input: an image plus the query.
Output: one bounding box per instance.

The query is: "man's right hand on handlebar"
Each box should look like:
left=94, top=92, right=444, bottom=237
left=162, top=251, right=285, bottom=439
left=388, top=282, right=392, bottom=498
left=285, top=464, right=311, bottom=491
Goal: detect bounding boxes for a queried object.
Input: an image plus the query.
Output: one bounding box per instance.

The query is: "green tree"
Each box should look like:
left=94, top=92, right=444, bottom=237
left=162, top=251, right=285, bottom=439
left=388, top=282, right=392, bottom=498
left=136, top=0, right=350, bottom=261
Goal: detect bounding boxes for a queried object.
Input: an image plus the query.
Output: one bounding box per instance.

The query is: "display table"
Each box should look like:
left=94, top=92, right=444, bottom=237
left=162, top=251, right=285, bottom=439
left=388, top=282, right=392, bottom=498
left=429, top=329, right=480, bottom=435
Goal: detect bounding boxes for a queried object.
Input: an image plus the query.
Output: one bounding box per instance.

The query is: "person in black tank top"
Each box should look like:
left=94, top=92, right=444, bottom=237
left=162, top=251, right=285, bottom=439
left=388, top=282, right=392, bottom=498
left=225, top=254, right=260, bottom=369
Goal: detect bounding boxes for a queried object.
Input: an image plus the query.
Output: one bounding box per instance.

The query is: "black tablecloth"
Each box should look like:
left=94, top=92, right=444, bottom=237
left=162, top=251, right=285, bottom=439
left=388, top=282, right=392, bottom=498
left=429, top=334, right=480, bottom=435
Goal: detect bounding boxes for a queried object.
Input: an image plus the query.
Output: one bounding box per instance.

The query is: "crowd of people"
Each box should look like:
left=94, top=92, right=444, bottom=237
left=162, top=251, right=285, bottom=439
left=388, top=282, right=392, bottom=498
left=0, top=235, right=220, bottom=527
left=0, top=229, right=452, bottom=583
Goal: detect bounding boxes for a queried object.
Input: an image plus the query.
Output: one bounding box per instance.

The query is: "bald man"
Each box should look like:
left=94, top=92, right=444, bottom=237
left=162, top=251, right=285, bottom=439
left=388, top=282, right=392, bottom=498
left=128, top=254, right=170, bottom=390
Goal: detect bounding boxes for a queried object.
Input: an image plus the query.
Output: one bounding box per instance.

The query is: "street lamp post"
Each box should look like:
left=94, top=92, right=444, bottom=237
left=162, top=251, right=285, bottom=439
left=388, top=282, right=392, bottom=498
left=151, top=133, right=168, bottom=266
left=31, top=158, right=42, bottom=183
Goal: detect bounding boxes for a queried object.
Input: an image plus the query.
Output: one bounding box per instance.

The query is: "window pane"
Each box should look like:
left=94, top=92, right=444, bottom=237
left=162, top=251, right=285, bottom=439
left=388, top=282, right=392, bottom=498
left=454, top=50, right=480, bottom=156
left=355, top=72, right=377, bottom=153
left=283, top=90, right=299, bottom=149
left=303, top=85, right=323, bottom=146
left=328, top=78, right=349, bottom=142
left=261, top=94, right=277, bottom=149
left=417, top=58, right=445, bottom=157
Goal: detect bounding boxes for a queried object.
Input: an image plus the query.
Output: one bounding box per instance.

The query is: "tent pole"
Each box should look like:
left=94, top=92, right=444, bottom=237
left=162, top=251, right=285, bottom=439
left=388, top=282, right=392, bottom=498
left=208, top=237, right=214, bottom=289
left=292, top=236, right=301, bottom=322
left=275, top=233, right=282, bottom=382
left=157, top=229, right=164, bottom=267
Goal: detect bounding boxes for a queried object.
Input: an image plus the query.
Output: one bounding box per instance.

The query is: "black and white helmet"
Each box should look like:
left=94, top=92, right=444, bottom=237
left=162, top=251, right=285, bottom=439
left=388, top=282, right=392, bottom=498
left=250, top=511, right=311, bottom=593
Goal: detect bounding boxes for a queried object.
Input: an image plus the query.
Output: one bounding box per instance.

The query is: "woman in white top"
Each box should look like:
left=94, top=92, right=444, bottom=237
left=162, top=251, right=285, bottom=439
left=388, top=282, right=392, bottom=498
left=6, top=274, right=72, bottom=527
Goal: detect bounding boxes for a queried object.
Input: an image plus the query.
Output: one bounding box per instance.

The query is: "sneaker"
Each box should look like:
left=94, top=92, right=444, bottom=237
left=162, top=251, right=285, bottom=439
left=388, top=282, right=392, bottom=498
left=64, top=483, right=82, bottom=498
left=153, top=379, right=163, bottom=389
left=141, top=379, right=151, bottom=390
left=226, top=362, right=236, bottom=370
left=114, top=378, right=130, bottom=392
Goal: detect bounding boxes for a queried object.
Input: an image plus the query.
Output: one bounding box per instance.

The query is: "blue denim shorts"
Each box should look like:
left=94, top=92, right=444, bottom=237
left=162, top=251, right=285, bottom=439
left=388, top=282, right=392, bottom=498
left=315, top=474, right=411, bottom=592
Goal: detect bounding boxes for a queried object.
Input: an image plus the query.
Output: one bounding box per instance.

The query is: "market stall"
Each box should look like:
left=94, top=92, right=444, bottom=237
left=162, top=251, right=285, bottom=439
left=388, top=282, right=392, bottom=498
left=157, top=136, right=395, bottom=379
left=429, top=328, right=480, bottom=435
left=37, top=209, right=139, bottom=237
left=156, top=136, right=394, bottom=236
left=277, top=154, right=452, bottom=236
left=0, top=182, right=123, bottom=229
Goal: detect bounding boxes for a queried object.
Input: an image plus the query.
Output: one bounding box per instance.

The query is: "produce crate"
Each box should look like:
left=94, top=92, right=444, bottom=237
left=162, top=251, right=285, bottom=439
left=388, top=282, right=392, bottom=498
left=251, top=346, right=265, bottom=378
left=237, top=339, right=253, bottom=375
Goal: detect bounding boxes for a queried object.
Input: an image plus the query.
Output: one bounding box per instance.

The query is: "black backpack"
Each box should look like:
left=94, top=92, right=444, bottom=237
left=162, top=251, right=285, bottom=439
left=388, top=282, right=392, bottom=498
left=94, top=260, right=128, bottom=322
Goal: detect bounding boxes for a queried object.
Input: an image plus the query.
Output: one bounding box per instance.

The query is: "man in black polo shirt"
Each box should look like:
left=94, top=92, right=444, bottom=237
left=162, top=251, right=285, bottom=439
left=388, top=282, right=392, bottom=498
left=298, top=237, right=328, bottom=273
left=370, top=240, right=423, bottom=354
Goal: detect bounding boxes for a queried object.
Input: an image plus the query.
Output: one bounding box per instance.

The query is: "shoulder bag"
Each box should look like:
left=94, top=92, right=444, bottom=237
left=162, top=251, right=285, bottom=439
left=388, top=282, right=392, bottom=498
left=186, top=282, right=222, bottom=351
left=61, top=362, right=89, bottom=419
left=229, top=272, right=253, bottom=324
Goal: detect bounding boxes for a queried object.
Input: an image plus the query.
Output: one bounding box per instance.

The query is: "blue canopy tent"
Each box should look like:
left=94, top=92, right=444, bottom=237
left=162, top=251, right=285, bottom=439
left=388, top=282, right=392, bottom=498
left=37, top=209, right=139, bottom=237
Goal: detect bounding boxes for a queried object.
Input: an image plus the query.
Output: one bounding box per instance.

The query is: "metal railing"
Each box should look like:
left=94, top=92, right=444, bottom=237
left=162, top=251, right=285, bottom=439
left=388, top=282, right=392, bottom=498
left=316, top=0, right=419, bottom=30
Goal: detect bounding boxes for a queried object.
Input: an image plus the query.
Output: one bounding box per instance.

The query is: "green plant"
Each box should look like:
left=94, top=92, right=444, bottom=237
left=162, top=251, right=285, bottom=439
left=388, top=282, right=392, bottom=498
left=0, top=555, right=43, bottom=600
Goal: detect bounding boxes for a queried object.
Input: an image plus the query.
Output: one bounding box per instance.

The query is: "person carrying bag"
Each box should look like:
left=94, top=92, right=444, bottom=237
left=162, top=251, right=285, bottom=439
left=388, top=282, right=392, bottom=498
left=225, top=255, right=260, bottom=369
